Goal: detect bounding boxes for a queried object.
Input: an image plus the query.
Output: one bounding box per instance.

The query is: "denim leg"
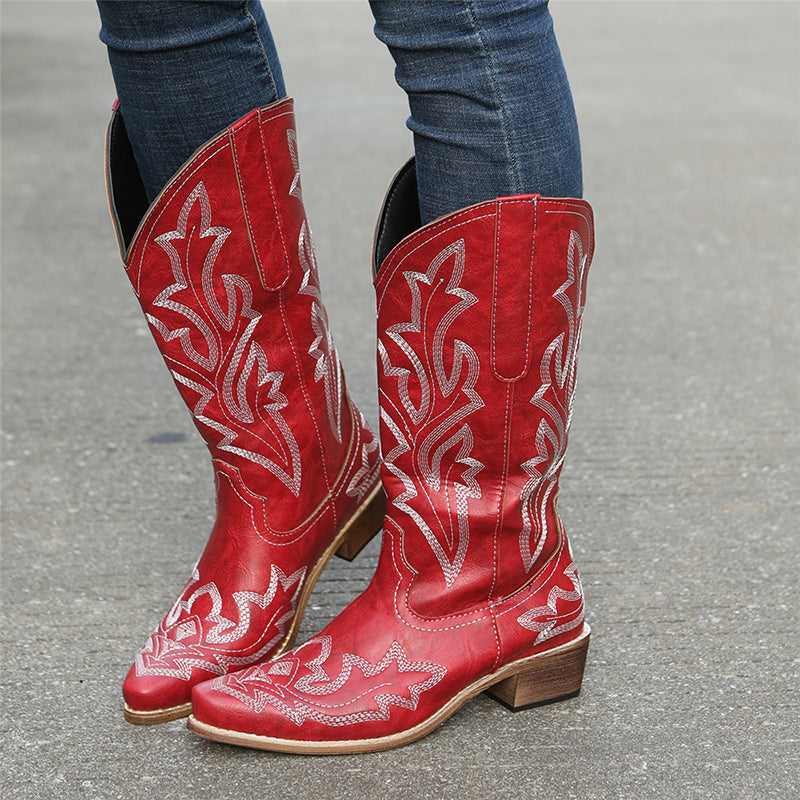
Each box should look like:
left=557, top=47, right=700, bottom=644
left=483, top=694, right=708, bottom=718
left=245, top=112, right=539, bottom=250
left=97, top=0, right=286, bottom=201
left=369, top=0, right=582, bottom=224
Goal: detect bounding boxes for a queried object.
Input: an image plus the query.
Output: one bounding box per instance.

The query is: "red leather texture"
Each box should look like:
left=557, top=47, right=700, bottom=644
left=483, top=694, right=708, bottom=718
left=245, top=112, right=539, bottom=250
left=110, top=99, right=381, bottom=715
left=191, top=184, right=595, bottom=747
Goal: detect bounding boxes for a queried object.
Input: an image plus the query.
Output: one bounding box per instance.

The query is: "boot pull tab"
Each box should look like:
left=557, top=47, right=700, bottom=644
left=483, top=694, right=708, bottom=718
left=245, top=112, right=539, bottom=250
left=228, top=108, right=291, bottom=292
left=491, top=197, right=537, bottom=382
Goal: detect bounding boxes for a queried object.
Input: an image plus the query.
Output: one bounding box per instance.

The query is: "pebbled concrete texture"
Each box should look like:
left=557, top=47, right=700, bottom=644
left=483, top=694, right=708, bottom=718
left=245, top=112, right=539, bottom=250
left=1, top=2, right=797, bottom=799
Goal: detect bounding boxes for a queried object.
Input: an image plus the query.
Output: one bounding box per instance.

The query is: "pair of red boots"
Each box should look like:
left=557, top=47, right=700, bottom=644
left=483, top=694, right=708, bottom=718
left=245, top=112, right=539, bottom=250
left=106, top=98, right=594, bottom=754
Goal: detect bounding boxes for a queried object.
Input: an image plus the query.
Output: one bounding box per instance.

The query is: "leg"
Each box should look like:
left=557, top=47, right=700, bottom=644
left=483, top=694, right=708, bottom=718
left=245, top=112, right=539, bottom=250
left=97, top=0, right=286, bottom=200
left=370, top=0, right=583, bottom=223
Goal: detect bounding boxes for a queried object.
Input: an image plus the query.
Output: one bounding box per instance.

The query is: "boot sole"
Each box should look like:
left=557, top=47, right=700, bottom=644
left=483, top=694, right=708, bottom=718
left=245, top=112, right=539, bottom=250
left=185, top=623, right=590, bottom=752
left=123, top=480, right=386, bottom=725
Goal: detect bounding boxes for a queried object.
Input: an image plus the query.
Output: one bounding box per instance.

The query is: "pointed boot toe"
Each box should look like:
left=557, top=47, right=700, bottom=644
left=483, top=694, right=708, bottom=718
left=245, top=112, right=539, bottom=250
left=122, top=665, right=195, bottom=724
left=188, top=661, right=308, bottom=749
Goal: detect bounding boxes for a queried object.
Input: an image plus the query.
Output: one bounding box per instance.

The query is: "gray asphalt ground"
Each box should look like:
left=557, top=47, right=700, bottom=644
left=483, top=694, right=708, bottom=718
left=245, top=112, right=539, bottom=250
left=2, top=2, right=798, bottom=799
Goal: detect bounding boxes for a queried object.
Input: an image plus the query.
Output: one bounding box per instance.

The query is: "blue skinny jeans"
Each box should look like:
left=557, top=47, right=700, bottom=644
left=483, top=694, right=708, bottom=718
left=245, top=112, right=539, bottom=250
left=97, top=0, right=582, bottom=224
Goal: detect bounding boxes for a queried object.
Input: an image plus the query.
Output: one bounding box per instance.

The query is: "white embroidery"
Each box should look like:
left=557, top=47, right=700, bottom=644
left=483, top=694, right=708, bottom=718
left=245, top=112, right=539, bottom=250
left=519, top=231, right=589, bottom=570
left=516, top=562, right=584, bottom=642
left=147, top=183, right=225, bottom=371
left=147, top=181, right=302, bottom=495
left=172, top=366, right=301, bottom=495
left=214, top=637, right=446, bottom=727
left=135, top=565, right=306, bottom=680
left=297, top=221, right=343, bottom=442
left=345, top=411, right=381, bottom=501
left=287, top=129, right=302, bottom=202
left=379, top=239, right=484, bottom=586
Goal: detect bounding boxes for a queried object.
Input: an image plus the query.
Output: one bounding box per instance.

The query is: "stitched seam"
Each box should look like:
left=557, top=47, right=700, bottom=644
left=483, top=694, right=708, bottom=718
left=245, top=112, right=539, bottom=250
left=489, top=604, right=502, bottom=671
left=162, top=353, right=211, bottom=383
left=524, top=199, right=537, bottom=376
left=323, top=410, right=372, bottom=524
left=397, top=600, right=485, bottom=632
left=543, top=205, right=595, bottom=254
left=256, top=113, right=291, bottom=289
left=465, top=0, right=522, bottom=195
left=286, top=682, right=396, bottom=711
left=242, top=0, right=279, bottom=101
left=386, top=523, right=490, bottom=631
left=215, top=463, right=330, bottom=541
left=488, top=383, right=513, bottom=602
left=229, top=128, right=266, bottom=283
left=390, top=524, right=484, bottom=626
left=491, top=199, right=536, bottom=382
left=212, top=409, right=364, bottom=540
left=490, top=199, right=501, bottom=376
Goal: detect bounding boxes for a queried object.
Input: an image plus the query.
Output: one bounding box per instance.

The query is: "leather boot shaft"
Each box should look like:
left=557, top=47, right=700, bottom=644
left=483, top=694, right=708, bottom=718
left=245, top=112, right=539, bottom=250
left=106, top=100, right=376, bottom=536
left=374, top=161, right=594, bottom=616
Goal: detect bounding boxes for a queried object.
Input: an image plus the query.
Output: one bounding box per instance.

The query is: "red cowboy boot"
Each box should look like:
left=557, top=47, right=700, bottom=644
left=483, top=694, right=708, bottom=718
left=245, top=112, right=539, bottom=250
left=188, top=160, right=594, bottom=752
left=105, top=98, right=385, bottom=724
